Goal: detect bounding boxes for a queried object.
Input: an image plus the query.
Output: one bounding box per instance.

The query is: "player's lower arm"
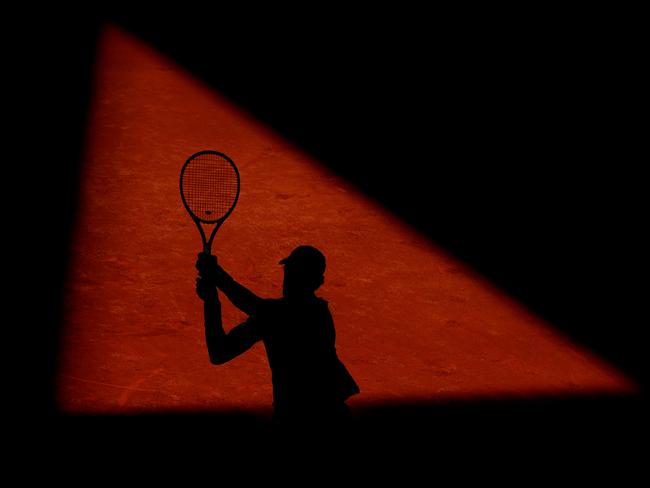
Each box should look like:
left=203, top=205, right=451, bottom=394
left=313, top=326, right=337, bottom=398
left=217, top=273, right=263, bottom=315
left=203, top=294, right=228, bottom=364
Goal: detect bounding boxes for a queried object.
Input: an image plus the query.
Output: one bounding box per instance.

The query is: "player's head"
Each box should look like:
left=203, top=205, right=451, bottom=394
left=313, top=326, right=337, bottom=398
left=279, top=245, right=326, bottom=298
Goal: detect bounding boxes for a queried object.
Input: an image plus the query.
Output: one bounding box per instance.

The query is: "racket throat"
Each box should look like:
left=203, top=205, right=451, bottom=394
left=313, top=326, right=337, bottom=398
left=201, top=221, right=222, bottom=255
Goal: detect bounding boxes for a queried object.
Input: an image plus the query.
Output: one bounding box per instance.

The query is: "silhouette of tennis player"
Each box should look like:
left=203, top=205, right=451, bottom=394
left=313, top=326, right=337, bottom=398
left=195, top=245, right=359, bottom=425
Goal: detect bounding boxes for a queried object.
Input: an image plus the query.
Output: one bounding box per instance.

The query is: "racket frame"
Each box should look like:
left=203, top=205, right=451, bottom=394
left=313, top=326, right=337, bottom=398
left=180, top=150, right=241, bottom=255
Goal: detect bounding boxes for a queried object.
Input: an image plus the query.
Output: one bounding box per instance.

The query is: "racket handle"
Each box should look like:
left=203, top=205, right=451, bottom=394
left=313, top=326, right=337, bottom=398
left=203, top=243, right=212, bottom=255
left=202, top=247, right=218, bottom=265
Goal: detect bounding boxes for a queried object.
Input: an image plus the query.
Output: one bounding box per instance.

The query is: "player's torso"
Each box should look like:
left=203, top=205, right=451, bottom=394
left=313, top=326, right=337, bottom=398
left=258, top=298, right=337, bottom=397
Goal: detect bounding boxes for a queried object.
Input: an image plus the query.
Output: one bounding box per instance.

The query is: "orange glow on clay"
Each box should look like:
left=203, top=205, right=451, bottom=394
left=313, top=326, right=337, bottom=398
left=58, top=25, right=637, bottom=415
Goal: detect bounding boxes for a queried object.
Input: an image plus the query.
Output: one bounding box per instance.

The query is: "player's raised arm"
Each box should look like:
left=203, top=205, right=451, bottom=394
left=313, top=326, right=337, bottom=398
left=196, top=276, right=261, bottom=364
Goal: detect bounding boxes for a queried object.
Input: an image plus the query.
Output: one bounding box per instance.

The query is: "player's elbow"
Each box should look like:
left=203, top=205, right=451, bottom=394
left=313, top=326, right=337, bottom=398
left=208, top=350, right=229, bottom=365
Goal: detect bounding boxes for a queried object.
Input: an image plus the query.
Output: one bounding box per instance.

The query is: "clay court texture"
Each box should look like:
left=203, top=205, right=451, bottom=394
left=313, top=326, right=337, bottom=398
left=57, top=25, right=637, bottom=416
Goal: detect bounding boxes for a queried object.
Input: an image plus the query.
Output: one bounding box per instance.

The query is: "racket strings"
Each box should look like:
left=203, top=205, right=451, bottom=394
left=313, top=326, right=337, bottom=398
left=182, top=153, right=239, bottom=221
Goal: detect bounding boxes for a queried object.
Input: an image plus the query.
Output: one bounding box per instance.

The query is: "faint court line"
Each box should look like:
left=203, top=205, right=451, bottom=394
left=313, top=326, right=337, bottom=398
left=61, top=372, right=165, bottom=395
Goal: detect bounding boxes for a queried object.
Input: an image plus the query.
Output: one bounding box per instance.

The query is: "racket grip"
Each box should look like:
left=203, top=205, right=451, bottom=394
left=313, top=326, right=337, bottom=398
left=201, top=250, right=218, bottom=268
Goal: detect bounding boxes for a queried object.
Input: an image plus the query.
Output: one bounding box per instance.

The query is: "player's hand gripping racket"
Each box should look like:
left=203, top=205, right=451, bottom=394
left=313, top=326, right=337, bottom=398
left=180, top=150, right=240, bottom=255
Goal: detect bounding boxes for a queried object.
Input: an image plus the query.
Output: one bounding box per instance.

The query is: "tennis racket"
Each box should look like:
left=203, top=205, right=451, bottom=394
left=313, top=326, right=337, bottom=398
left=180, top=150, right=240, bottom=255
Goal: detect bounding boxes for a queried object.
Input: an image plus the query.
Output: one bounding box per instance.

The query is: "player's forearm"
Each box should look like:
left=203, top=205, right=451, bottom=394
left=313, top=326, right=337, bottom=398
left=217, top=272, right=263, bottom=316
left=203, top=295, right=228, bottom=364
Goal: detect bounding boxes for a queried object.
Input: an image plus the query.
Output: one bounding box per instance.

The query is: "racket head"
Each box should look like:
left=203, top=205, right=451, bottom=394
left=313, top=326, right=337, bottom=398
left=180, top=150, right=241, bottom=224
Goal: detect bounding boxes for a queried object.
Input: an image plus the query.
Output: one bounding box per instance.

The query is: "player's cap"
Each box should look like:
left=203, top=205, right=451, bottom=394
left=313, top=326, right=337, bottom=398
left=279, top=245, right=326, bottom=275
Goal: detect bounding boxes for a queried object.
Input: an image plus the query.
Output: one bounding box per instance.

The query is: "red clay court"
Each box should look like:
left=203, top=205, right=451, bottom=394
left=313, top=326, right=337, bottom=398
left=57, top=25, right=637, bottom=416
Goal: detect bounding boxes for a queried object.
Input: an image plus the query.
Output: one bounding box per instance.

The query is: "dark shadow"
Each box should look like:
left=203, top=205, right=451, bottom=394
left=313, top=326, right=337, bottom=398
left=13, top=14, right=100, bottom=417
left=51, top=394, right=647, bottom=460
